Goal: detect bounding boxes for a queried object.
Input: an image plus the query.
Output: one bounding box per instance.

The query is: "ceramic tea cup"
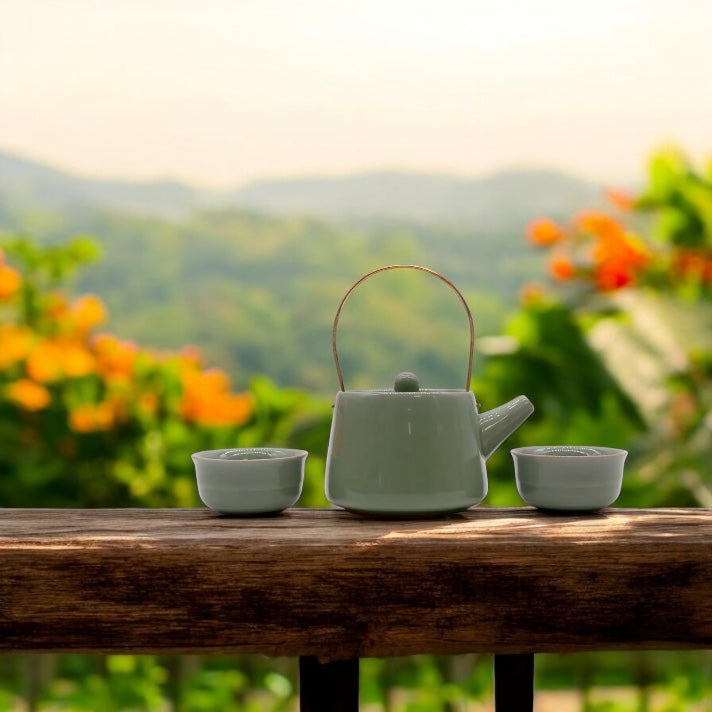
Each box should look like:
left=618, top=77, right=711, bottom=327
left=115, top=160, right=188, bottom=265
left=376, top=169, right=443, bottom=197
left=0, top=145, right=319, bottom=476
left=192, top=448, right=307, bottom=515
left=511, top=445, right=627, bottom=511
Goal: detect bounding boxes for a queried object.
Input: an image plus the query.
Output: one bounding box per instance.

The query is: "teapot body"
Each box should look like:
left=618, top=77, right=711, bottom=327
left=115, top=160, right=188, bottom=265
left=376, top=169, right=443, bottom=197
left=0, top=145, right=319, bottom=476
left=325, top=389, right=487, bottom=516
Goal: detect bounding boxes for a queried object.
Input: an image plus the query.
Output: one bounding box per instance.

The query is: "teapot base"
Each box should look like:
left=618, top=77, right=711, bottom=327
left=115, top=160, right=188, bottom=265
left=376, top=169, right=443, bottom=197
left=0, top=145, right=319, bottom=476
left=337, top=504, right=472, bottom=520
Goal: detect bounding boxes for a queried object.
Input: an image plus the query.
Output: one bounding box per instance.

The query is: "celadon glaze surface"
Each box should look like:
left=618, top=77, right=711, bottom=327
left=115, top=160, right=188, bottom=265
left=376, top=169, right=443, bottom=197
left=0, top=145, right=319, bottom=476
left=325, top=389, right=487, bottom=515
left=192, top=448, right=307, bottom=515
left=511, top=445, right=627, bottom=511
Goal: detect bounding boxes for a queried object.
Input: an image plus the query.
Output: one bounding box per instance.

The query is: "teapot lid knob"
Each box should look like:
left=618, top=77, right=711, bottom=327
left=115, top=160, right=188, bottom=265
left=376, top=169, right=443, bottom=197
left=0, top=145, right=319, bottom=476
left=394, top=372, right=420, bottom=392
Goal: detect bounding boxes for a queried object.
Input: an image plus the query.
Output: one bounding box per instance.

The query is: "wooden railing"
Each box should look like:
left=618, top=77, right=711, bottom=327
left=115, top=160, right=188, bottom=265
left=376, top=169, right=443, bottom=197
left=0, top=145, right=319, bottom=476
left=0, top=507, right=710, bottom=711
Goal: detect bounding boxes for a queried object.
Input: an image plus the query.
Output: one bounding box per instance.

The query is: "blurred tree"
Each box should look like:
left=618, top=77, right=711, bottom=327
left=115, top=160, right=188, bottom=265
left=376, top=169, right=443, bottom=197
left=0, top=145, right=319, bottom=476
left=0, top=235, right=329, bottom=508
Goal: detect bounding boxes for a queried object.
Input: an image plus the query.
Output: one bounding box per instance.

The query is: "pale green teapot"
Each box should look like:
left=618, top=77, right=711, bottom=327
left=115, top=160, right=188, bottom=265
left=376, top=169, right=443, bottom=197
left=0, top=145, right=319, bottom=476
left=324, top=265, right=534, bottom=517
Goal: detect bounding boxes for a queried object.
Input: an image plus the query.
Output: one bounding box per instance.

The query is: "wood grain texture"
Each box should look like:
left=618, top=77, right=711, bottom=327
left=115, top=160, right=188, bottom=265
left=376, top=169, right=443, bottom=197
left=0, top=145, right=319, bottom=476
left=0, top=507, right=710, bottom=657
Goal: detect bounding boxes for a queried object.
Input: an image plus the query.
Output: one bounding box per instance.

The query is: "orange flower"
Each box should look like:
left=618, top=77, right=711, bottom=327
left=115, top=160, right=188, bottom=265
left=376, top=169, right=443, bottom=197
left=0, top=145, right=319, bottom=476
left=0, top=264, right=21, bottom=300
left=68, top=401, right=116, bottom=433
left=591, top=231, right=650, bottom=292
left=93, top=333, right=137, bottom=383
left=0, top=324, right=34, bottom=369
left=180, top=367, right=254, bottom=427
left=70, top=295, right=107, bottom=333
left=199, top=392, right=254, bottom=427
left=549, top=253, right=577, bottom=281
left=25, top=337, right=96, bottom=381
left=58, top=339, right=96, bottom=378
left=199, top=368, right=229, bottom=392
left=593, top=235, right=648, bottom=268
left=594, top=264, right=635, bottom=291
left=575, top=212, right=625, bottom=240
left=26, top=339, right=64, bottom=382
left=68, top=405, right=96, bottom=433
left=605, top=187, right=636, bottom=211
left=526, top=218, right=566, bottom=247
left=6, top=379, right=51, bottom=411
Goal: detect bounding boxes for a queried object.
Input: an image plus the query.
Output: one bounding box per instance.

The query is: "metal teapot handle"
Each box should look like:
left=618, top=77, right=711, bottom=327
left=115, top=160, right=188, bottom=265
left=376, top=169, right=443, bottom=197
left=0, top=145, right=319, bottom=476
left=332, top=264, right=475, bottom=391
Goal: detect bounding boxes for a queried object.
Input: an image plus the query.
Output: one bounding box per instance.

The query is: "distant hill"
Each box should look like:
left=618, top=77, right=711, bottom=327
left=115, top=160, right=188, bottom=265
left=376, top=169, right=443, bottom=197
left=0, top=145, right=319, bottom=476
left=0, top=149, right=602, bottom=226
left=0, top=152, right=207, bottom=218
left=229, top=169, right=602, bottom=227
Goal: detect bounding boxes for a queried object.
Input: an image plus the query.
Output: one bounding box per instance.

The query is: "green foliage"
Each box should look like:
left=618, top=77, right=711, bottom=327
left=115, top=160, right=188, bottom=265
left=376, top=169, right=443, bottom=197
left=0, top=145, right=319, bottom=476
left=638, top=147, right=712, bottom=248
left=480, top=302, right=642, bottom=424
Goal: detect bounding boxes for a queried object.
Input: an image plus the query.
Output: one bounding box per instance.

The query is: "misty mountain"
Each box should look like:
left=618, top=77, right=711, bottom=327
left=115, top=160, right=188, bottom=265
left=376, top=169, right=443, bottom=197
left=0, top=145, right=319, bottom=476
left=0, top=152, right=206, bottom=217
left=229, top=169, right=602, bottom=227
left=0, top=149, right=603, bottom=226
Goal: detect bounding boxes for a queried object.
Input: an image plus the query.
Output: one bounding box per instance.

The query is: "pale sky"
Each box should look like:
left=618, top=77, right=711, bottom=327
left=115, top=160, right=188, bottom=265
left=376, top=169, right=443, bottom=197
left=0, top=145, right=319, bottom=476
left=1, top=0, right=711, bottom=187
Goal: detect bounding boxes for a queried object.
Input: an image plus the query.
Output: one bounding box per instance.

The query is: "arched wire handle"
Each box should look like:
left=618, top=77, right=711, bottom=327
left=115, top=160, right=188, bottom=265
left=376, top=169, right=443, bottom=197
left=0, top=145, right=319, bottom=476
left=332, top=264, right=475, bottom=391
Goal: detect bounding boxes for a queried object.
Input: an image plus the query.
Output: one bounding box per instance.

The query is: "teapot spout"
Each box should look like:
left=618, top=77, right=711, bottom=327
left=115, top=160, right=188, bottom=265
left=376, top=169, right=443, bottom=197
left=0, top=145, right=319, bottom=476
left=479, top=396, right=534, bottom=459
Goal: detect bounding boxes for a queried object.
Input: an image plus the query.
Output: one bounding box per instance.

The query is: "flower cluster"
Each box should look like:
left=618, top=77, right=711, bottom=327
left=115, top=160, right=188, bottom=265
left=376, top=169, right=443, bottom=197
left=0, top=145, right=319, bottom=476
left=526, top=208, right=651, bottom=294
left=180, top=364, right=254, bottom=427
left=0, top=247, right=254, bottom=434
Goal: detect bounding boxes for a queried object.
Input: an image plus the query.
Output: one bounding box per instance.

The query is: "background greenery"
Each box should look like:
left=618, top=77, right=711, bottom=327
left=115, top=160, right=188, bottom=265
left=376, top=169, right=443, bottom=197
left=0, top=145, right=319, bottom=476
left=1, top=147, right=711, bottom=710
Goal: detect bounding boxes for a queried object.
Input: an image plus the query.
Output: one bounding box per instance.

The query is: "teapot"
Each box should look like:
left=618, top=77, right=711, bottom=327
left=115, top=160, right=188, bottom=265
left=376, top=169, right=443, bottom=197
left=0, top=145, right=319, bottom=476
left=325, top=265, right=534, bottom=516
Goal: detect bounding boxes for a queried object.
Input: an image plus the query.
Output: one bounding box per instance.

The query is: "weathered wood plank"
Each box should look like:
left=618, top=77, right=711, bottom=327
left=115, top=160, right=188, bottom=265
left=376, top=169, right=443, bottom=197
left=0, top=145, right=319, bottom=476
left=0, top=508, right=710, bottom=657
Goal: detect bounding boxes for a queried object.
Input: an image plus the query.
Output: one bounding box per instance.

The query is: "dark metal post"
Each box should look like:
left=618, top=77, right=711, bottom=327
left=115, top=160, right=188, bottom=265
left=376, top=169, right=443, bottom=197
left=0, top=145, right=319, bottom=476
left=494, top=653, right=534, bottom=712
left=299, top=655, right=359, bottom=712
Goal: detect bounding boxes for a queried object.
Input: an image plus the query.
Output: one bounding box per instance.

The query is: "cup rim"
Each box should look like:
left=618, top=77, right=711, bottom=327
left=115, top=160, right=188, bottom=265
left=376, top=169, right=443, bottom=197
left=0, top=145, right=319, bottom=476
left=192, top=447, right=308, bottom=462
left=511, top=445, right=627, bottom=459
